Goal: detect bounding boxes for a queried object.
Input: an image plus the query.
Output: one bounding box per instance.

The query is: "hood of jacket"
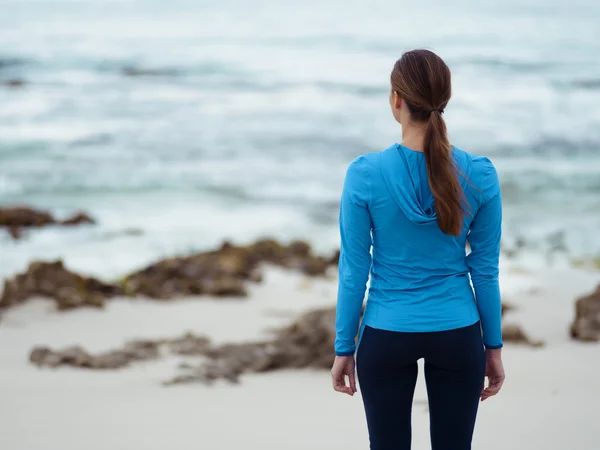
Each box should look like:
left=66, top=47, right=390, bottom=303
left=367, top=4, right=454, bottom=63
left=379, top=144, right=473, bottom=224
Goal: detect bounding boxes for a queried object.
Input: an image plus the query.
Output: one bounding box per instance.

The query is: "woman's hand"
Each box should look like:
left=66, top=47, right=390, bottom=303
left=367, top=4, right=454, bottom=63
left=481, top=348, right=505, bottom=401
left=331, top=355, right=357, bottom=396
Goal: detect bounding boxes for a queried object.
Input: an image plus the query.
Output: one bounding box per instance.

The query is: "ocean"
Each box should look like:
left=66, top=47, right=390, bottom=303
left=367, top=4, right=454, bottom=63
left=1, top=0, right=599, bottom=279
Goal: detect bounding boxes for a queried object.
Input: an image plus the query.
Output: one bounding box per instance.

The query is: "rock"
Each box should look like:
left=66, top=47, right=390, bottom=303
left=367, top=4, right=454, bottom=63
left=502, top=324, right=544, bottom=347
left=0, top=260, right=122, bottom=311
left=7, top=226, right=22, bottom=239
left=1, top=79, right=25, bottom=88
left=6, top=238, right=321, bottom=309
left=202, top=278, right=247, bottom=297
left=328, top=249, right=341, bottom=266
left=0, top=206, right=54, bottom=227
left=164, top=359, right=242, bottom=386
left=122, top=239, right=337, bottom=299
left=29, top=333, right=211, bottom=371
left=27, top=303, right=351, bottom=385
left=28, top=306, right=338, bottom=385
left=0, top=206, right=96, bottom=239
left=167, top=307, right=339, bottom=385
left=501, top=302, right=514, bottom=316
left=570, top=284, right=600, bottom=341
left=60, top=212, right=95, bottom=226
left=30, top=347, right=62, bottom=368
left=166, top=333, right=211, bottom=355
left=287, top=240, right=312, bottom=258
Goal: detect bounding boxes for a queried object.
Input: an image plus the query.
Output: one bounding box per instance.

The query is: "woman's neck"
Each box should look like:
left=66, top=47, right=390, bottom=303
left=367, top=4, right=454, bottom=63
left=400, top=124, right=427, bottom=152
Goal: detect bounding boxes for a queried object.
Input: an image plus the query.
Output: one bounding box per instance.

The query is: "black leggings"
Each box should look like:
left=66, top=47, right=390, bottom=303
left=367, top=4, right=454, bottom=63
left=356, top=322, right=486, bottom=450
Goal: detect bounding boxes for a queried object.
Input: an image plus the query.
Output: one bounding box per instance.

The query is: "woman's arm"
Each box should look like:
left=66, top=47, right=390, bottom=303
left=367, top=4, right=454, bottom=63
left=334, top=156, right=373, bottom=356
left=466, top=160, right=503, bottom=349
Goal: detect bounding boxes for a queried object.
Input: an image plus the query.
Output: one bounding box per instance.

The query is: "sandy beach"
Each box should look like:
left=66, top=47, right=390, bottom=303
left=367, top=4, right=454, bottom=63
left=1, top=263, right=598, bottom=450
left=2, top=0, right=600, bottom=448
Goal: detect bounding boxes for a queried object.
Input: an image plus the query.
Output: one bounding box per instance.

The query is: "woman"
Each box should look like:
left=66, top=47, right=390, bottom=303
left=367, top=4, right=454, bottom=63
left=330, top=49, right=505, bottom=450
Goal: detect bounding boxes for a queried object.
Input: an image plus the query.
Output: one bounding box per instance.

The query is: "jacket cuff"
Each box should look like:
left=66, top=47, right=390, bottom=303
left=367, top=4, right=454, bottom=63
left=484, top=343, right=503, bottom=350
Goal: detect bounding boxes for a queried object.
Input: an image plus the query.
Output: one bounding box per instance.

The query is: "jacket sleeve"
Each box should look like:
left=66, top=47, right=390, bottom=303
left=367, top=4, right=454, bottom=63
left=466, top=159, right=503, bottom=349
left=334, top=156, right=373, bottom=356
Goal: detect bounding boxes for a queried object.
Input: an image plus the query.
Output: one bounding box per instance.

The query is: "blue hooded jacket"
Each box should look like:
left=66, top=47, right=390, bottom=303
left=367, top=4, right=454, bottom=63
left=334, top=143, right=503, bottom=356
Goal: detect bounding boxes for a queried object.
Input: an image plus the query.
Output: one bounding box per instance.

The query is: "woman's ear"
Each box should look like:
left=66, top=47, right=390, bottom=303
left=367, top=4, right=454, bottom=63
left=392, top=91, right=402, bottom=110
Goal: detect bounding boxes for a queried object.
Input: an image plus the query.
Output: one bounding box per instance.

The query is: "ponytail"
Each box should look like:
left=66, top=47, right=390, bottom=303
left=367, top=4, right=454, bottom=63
left=423, top=110, right=464, bottom=236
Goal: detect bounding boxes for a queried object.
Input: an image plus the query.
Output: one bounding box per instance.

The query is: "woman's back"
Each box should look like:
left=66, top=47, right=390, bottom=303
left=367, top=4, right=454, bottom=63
left=335, top=143, right=502, bottom=355
left=330, top=50, right=505, bottom=450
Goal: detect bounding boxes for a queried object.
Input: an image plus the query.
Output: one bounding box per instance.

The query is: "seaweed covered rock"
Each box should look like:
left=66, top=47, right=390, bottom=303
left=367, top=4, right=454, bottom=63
left=0, top=207, right=54, bottom=227
left=60, top=212, right=95, bottom=226
left=246, top=239, right=333, bottom=276
left=122, top=242, right=254, bottom=298
left=167, top=307, right=338, bottom=385
left=30, top=333, right=211, bottom=370
left=570, top=284, right=600, bottom=341
left=1, top=239, right=339, bottom=309
left=0, top=260, right=122, bottom=310
left=502, top=324, right=544, bottom=347
left=28, top=307, right=338, bottom=385
left=122, top=239, right=337, bottom=299
left=0, top=206, right=95, bottom=239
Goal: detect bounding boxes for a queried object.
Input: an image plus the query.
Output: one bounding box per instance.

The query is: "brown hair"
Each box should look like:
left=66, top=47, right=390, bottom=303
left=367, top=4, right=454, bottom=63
left=391, top=49, right=465, bottom=236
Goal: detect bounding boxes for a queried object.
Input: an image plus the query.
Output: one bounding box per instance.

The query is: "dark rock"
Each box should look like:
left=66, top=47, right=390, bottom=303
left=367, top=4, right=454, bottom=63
left=501, top=302, right=514, bottom=317
left=502, top=324, right=544, bottom=347
left=0, top=260, right=122, bottom=311
left=328, top=249, right=340, bottom=266
left=202, top=278, right=247, bottom=297
left=0, top=206, right=96, bottom=239
left=27, top=306, right=337, bottom=385
left=246, top=239, right=286, bottom=263
left=570, top=284, right=600, bottom=342
left=297, top=256, right=329, bottom=276
left=167, top=307, right=339, bottom=385
left=0, top=207, right=54, bottom=227
left=1, top=79, right=25, bottom=88
left=27, top=304, right=354, bottom=385
left=287, top=240, right=312, bottom=258
left=7, top=226, right=22, bottom=239
left=4, top=237, right=336, bottom=310
left=122, top=239, right=336, bottom=299
left=30, top=347, right=62, bottom=368
left=30, top=333, right=210, bottom=371
left=60, top=212, right=95, bottom=226
left=166, top=333, right=211, bottom=355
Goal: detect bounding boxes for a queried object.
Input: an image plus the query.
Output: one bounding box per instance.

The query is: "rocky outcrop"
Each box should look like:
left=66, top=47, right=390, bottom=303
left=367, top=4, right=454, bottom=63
left=570, top=284, right=600, bottom=341
left=0, top=260, right=122, bottom=311
left=500, top=302, right=542, bottom=347
left=30, top=333, right=211, bottom=370
left=29, top=307, right=337, bottom=385
left=28, top=300, right=545, bottom=386
left=0, top=206, right=95, bottom=239
left=1, top=239, right=338, bottom=311
left=170, top=307, right=338, bottom=385
left=122, top=239, right=336, bottom=299
left=502, top=324, right=544, bottom=347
